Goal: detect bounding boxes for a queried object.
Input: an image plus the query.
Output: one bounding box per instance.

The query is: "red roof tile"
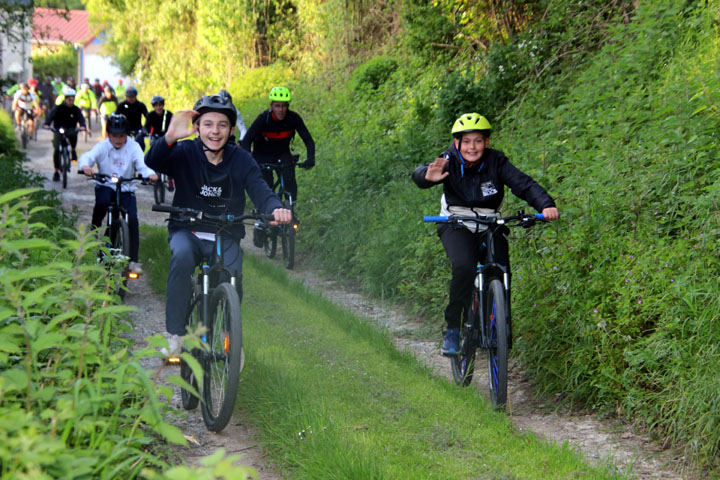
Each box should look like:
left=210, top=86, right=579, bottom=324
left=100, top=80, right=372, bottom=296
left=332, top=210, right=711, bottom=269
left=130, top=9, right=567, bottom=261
left=33, top=8, right=95, bottom=46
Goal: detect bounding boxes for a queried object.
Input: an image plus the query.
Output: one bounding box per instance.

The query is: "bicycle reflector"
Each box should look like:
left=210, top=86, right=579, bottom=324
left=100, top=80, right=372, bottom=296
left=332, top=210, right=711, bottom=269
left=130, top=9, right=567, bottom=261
left=167, top=356, right=181, bottom=365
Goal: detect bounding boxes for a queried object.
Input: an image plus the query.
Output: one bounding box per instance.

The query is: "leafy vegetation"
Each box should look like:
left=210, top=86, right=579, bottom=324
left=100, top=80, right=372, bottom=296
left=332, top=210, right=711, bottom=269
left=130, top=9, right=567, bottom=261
left=67, top=0, right=720, bottom=474
left=0, top=111, right=256, bottom=478
left=31, top=44, right=78, bottom=83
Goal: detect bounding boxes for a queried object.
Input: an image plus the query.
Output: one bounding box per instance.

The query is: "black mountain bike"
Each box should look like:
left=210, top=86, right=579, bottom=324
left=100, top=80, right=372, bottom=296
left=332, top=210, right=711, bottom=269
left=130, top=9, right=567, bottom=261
left=152, top=204, right=274, bottom=432
left=19, top=108, right=33, bottom=149
left=259, top=155, right=301, bottom=269
left=424, top=211, right=546, bottom=408
left=52, top=127, right=77, bottom=189
left=83, top=173, right=142, bottom=299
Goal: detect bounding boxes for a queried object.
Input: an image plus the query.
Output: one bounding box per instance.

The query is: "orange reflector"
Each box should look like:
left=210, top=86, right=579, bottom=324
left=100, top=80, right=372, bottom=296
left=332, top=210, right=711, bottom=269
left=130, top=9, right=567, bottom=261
left=224, top=336, right=230, bottom=353
left=293, top=223, right=299, bottom=230
left=167, top=356, right=181, bottom=364
left=128, top=272, right=139, bottom=279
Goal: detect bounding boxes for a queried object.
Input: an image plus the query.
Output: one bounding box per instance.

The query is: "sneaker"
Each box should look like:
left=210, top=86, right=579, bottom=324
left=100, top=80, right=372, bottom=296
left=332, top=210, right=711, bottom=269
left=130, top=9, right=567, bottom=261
left=160, top=333, right=182, bottom=357
left=129, top=261, right=143, bottom=275
left=167, top=179, right=175, bottom=192
left=52, top=172, right=60, bottom=182
left=441, top=328, right=460, bottom=356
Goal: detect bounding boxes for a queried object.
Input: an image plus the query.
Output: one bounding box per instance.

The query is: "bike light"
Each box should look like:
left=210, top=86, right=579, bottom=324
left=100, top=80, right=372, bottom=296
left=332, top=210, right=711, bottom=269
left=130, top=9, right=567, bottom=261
left=293, top=223, right=299, bottom=230
left=167, top=356, right=181, bottom=365
left=128, top=271, right=138, bottom=279
left=224, top=336, right=230, bottom=353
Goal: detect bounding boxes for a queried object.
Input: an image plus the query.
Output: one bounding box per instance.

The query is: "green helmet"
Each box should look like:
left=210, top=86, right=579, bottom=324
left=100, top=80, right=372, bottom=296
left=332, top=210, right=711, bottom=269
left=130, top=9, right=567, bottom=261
left=269, top=86, right=291, bottom=102
left=451, top=113, right=492, bottom=137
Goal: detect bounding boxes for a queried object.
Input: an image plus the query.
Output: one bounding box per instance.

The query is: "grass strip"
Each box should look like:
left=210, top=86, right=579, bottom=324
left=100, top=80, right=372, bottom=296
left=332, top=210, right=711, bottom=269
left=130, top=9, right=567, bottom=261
left=140, top=226, right=621, bottom=479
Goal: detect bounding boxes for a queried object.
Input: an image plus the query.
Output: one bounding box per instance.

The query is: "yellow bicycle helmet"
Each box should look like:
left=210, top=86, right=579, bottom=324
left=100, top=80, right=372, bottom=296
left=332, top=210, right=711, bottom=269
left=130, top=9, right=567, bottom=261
left=451, top=113, right=492, bottom=137
left=269, top=86, right=291, bottom=102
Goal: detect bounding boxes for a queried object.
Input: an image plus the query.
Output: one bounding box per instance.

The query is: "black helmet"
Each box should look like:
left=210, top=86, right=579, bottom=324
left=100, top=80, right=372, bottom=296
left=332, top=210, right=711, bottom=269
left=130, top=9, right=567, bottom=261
left=151, top=95, right=165, bottom=106
left=218, top=89, right=233, bottom=102
left=125, top=86, right=138, bottom=97
left=193, top=93, right=236, bottom=125
left=107, top=113, right=129, bottom=134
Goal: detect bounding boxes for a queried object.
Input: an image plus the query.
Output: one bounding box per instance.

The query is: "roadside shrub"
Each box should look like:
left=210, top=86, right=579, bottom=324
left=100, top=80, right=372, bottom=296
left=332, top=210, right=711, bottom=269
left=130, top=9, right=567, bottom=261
left=348, top=56, right=398, bottom=93
left=31, top=44, right=77, bottom=81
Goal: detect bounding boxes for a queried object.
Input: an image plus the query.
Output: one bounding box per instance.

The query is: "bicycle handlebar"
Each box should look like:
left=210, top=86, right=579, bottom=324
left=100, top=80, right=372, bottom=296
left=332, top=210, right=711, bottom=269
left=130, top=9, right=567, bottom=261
left=151, top=204, right=275, bottom=224
left=424, top=211, right=546, bottom=226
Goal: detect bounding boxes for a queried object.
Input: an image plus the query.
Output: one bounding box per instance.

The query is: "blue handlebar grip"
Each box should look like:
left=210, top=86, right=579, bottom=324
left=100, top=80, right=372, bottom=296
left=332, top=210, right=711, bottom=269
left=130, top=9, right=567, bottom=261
left=535, top=213, right=545, bottom=220
left=424, top=216, right=449, bottom=223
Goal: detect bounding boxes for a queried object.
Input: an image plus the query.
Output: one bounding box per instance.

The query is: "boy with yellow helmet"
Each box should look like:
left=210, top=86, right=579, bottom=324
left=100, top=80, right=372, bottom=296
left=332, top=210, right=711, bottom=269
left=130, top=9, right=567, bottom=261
left=412, top=113, right=559, bottom=355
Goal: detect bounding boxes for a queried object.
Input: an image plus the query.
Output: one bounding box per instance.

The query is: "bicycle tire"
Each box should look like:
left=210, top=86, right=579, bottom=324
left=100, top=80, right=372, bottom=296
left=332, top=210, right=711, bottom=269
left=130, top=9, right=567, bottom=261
left=181, top=284, right=202, bottom=410
left=61, top=148, right=70, bottom=189
left=486, top=279, right=508, bottom=408
left=201, top=282, right=242, bottom=432
left=451, top=291, right=478, bottom=386
left=282, top=223, right=296, bottom=269
left=153, top=175, right=165, bottom=205
left=110, top=217, right=131, bottom=299
left=21, top=124, right=28, bottom=149
left=263, top=229, right=277, bottom=258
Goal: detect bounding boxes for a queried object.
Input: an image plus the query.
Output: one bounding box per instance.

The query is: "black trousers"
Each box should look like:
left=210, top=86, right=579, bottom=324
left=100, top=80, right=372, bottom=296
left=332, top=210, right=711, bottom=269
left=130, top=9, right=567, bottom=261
left=92, top=186, right=140, bottom=262
left=260, top=161, right=297, bottom=202
left=52, top=131, right=78, bottom=170
left=438, top=224, right=510, bottom=329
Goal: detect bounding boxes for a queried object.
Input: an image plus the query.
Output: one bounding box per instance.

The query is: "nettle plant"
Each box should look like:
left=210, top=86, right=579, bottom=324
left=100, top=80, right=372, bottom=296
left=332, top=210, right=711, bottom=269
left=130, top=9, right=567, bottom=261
left=0, top=189, right=254, bottom=479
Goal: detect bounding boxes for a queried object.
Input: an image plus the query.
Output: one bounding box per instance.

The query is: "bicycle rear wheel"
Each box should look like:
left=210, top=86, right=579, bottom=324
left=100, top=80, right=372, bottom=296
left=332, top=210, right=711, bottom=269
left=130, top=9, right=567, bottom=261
left=201, top=282, right=242, bottom=432
left=153, top=174, right=165, bottom=204
left=21, top=124, right=28, bottom=149
left=181, top=284, right=201, bottom=410
left=110, top=217, right=130, bottom=299
left=451, top=291, right=478, bottom=386
left=486, top=279, right=508, bottom=408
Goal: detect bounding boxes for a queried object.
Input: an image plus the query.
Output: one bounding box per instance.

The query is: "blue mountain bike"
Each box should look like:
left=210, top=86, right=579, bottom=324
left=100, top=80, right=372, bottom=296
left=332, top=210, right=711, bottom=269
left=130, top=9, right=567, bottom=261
left=425, top=211, right=546, bottom=408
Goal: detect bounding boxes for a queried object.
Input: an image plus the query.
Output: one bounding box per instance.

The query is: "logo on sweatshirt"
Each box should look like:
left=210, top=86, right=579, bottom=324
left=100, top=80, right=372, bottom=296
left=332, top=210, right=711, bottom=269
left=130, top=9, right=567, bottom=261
left=200, top=184, right=223, bottom=197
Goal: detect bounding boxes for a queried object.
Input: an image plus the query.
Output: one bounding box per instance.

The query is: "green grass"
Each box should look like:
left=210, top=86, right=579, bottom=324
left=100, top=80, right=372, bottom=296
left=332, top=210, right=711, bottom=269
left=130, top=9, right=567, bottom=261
left=140, top=226, right=621, bottom=479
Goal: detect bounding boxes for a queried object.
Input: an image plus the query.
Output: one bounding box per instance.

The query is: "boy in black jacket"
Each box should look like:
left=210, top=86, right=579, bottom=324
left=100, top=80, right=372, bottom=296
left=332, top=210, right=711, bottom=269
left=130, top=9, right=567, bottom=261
left=412, top=113, right=559, bottom=355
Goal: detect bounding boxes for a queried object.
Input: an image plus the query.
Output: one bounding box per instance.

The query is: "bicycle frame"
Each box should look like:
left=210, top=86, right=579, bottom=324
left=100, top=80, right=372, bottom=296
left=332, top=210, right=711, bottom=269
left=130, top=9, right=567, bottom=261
left=262, top=154, right=299, bottom=204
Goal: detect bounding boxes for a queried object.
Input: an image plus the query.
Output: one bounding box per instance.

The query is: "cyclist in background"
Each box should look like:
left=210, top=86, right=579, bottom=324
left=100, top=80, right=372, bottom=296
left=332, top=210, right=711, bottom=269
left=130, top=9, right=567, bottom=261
left=43, top=87, right=86, bottom=182
left=92, top=78, right=103, bottom=100
left=145, top=93, right=291, bottom=355
left=98, top=85, right=119, bottom=139
left=76, top=83, right=98, bottom=134
left=412, top=113, right=559, bottom=355
left=145, top=95, right=175, bottom=190
left=39, top=76, right=56, bottom=111
left=80, top=113, right=157, bottom=275
left=11, top=83, right=40, bottom=137
left=115, top=78, right=126, bottom=102
left=118, top=86, right=148, bottom=149
left=241, top=86, right=315, bottom=203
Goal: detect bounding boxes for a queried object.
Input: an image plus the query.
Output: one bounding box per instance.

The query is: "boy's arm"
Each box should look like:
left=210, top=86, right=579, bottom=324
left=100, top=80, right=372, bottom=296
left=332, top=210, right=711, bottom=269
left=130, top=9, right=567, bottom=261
left=78, top=142, right=103, bottom=171
left=412, top=157, right=448, bottom=188
left=131, top=142, right=157, bottom=179
left=295, top=115, right=315, bottom=164
left=243, top=154, right=283, bottom=214
left=499, top=157, right=555, bottom=211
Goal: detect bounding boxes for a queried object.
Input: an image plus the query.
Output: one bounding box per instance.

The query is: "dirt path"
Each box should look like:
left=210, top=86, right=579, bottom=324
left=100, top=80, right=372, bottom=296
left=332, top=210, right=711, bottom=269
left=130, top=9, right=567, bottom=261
left=23, top=128, right=688, bottom=479
left=23, top=128, right=283, bottom=479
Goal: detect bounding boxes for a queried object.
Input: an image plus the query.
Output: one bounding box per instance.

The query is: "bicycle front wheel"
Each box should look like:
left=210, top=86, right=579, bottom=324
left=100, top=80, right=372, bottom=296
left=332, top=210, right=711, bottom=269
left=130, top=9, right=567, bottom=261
left=110, top=217, right=130, bottom=299
left=181, top=284, right=202, bottom=410
left=201, top=282, right=242, bottom=432
left=281, top=223, right=296, bottom=269
left=153, top=174, right=165, bottom=204
left=451, top=291, right=478, bottom=386
left=61, top=148, right=70, bottom=189
left=21, top=124, right=28, bottom=149
left=264, top=229, right=277, bottom=258
left=486, top=279, right=508, bottom=408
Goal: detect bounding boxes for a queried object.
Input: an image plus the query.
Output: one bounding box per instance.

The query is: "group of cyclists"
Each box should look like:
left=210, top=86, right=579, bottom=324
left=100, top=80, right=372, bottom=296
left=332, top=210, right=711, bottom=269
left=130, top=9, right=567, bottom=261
left=34, top=78, right=560, bottom=362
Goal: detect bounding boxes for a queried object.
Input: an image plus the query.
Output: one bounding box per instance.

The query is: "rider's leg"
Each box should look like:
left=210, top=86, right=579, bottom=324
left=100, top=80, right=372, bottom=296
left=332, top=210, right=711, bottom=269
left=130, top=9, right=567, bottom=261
left=14, top=109, right=21, bottom=126
left=439, top=225, right=482, bottom=330
left=282, top=165, right=298, bottom=203
left=67, top=131, right=78, bottom=160
left=260, top=163, right=274, bottom=190
left=120, top=192, right=139, bottom=262
left=216, top=236, right=244, bottom=304
left=52, top=133, right=61, bottom=173
left=166, top=230, right=206, bottom=336
left=28, top=118, right=35, bottom=137
left=92, top=186, right=113, bottom=228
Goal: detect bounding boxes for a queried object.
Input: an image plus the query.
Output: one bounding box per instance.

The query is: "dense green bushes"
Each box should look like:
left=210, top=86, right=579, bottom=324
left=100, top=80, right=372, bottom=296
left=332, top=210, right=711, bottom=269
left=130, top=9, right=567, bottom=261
left=292, top=0, right=719, bottom=472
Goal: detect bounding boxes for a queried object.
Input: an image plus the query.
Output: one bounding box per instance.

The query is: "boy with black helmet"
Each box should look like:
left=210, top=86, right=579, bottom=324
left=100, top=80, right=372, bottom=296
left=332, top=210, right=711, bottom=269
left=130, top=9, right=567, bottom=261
left=241, top=86, right=315, bottom=202
left=79, top=113, right=158, bottom=275
left=412, top=113, right=559, bottom=355
left=43, top=87, right=86, bottom=181
left=118, top=86, right=148, bottom=149
left=145, top=91, right=292, bottom=356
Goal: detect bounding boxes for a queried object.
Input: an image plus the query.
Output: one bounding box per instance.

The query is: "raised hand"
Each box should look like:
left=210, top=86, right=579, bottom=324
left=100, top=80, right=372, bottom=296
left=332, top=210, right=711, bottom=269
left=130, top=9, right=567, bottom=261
left=425, top=157, right=449, bottom=182
left=165, top=109, right=199, bottom=145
